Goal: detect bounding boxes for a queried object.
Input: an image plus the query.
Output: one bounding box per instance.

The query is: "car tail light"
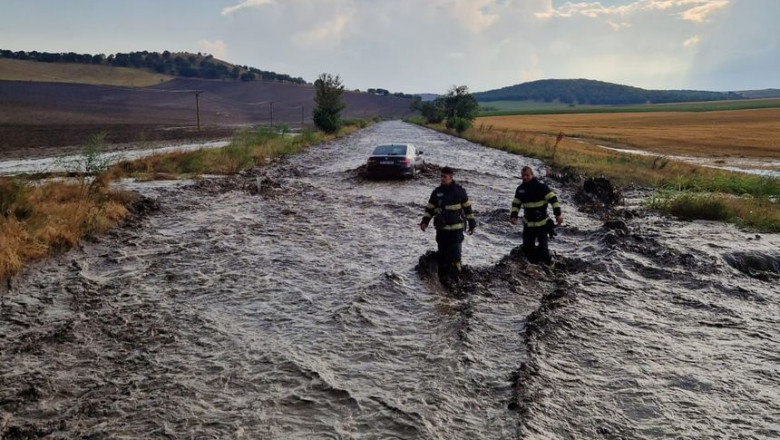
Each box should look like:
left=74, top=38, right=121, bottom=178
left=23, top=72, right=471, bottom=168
left=400, top=158, right=411, bottom=166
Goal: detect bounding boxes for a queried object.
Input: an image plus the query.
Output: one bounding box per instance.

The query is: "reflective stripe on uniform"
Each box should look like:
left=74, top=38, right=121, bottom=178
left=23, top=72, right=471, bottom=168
left=466, top=214, right=475, bottom=220
left=426, top=203, right=435, bottom=209
left=422, top=213, right=432, bottom=219
left=512, top=197, right=521, bottom=204
left=462, top=201, right=473, bottom=208
left=442, top=223, right=464, bottom=230
left=552, top=202, right=561, bottom=209
left=511, top=207, right=520, bottom=213
left=445, top=203, right=462, bottom=210
left=544, top=191, right=556, bottom=201
left=523, top=217, right=549, bottom=227
left=522, top=200, right=547, bottom=208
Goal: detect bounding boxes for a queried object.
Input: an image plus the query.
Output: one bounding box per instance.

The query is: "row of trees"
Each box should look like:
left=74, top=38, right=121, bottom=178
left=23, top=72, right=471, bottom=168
left=0, top=49, right=306, bottom=84
left=412, top=85, right=479, bottom=133
left=366, top=88, right=419, bottom=100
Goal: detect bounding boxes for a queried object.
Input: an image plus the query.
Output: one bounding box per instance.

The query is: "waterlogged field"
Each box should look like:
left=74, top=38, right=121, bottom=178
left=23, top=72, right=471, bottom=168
left=478, top=108, right=780, bottom=159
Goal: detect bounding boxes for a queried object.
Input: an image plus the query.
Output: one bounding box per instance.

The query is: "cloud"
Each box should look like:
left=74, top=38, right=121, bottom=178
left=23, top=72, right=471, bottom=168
left=536, top=0, right=730, bottom=21
left=678, top=1, right=729, bottom=22
left=607, top=20, right=632, bottom=31
left=684, top=35, right=700, bottom=47
left=222, top=0, right=274, bottom=16
left=437, top=0, right=500, bottom=33
left=199, top=39, right=227, bottom=58
left=211, top=0, right=773, bottom=92
left=292, top=14, right=353, bottom=47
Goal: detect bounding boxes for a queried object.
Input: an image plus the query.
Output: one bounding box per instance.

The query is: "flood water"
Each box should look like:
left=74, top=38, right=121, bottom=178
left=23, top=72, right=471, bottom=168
left=1, top=121, right=778, bottom=439
left=0, top=139, right=230, bottom=176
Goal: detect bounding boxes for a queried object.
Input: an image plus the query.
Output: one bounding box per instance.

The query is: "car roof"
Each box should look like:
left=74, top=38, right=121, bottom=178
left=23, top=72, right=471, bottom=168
left=375, top=143, right=413, bottom=147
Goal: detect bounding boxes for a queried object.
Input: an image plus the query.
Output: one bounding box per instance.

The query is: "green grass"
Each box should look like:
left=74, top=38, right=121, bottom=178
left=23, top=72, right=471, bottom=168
left=109, top=123, right=367, bottom=179
left=648, top=192, right=780, bottom=232
left=478, top=98, right=780, bottom=116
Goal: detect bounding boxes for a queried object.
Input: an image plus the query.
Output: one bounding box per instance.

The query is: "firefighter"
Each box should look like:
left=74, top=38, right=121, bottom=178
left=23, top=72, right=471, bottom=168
left=509, top=166, right=563, bottom=265
left=419, top=166, right=476, bottom=274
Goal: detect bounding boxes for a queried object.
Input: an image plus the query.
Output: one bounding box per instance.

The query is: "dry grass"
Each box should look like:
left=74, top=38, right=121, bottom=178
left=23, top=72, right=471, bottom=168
left=421, top=116, right=779, bottom=232
left=0, top=176, right=131, bottom=281
left=479, top=109, right=780, bottom=158
left=0, top=58, right=174, bottom=87
left=109, top=125, right=363, bottom=179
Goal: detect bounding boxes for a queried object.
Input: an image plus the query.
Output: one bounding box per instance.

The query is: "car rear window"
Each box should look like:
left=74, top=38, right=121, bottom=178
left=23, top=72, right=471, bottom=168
left=373, top=145, right=407, bottom=156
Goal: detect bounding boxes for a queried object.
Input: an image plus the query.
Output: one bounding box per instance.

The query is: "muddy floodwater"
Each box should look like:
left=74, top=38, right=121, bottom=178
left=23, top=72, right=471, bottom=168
left=2, top=121, right=779, bottom=439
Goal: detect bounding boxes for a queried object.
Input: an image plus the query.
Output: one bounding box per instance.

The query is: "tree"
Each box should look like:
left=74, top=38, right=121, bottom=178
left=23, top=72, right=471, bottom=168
left=442, top=85, right=478, bottom=121
left=312, top=73, right=346, bottom=133
left=420, top=100, right=445, bottom=124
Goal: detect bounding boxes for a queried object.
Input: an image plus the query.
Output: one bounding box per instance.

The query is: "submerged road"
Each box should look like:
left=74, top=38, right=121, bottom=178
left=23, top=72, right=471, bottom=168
left=1, top=121, right=778, bottom=439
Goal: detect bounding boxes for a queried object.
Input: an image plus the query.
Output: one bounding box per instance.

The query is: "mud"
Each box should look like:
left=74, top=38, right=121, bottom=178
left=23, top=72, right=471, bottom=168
left=1, top=121, right=778, bottom=438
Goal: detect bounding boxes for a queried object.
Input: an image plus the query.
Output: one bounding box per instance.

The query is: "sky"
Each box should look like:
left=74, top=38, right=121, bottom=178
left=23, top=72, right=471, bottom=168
left=1, top=0, right=778, bottom=94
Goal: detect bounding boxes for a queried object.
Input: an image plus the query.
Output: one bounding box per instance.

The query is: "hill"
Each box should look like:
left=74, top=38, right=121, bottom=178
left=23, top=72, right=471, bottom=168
left=1, top=49, right=306, bottom=84
left=738, top=89, right=780, bottom=99
left=473, top=79, right=745, bottom=105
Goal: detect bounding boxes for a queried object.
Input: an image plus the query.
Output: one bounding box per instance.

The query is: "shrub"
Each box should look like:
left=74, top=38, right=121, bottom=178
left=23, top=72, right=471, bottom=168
left=446, top=116, right=472, bottom=134
left=313, top=73, right=346, bottom=133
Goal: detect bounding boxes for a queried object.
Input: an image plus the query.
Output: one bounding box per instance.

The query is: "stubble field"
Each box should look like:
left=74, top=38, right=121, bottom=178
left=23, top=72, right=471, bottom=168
left=479, top=108, right=780, bottom=159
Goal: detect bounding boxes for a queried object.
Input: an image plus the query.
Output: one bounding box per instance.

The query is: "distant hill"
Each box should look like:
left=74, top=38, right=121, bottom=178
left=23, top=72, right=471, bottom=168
left=473, top=79, right=745, bottom=105
left=0, top=49, right=306, bottom=84
left=738, top=89, right=780, bottom=99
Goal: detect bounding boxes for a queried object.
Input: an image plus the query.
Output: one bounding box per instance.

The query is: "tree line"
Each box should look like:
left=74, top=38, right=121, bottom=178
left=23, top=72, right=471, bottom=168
left=366, top=88, right=419, bottom=100
left=0, top=49, right=307, bottom=84
left=472, top=79, right=744, bottom=105
left=411, top=85, right=478, bottom=133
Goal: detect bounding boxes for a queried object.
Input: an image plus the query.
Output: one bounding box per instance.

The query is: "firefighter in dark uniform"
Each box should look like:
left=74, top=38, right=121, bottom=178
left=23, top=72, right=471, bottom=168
left=419, top=167, right=476, bottom=273
left=509, top=166, right=563, bottom=265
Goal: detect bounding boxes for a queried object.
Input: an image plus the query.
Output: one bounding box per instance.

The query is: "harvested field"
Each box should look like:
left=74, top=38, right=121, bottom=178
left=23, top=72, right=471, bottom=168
left=0, top=78, right=415, bottom=154
left=0, top=58, right=174, bottom=86
left=479, top=109, right=780, bottom=158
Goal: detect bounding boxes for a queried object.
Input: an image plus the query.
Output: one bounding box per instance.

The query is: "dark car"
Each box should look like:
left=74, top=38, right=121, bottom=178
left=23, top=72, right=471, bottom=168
left=366, top=143, right=425, bottom=178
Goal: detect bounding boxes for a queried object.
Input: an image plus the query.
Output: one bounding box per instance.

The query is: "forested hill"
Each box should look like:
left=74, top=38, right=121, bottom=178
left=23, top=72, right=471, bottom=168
left=0, top=49, right=307, bottom=84
left=473, top=79, right=744, bottom=105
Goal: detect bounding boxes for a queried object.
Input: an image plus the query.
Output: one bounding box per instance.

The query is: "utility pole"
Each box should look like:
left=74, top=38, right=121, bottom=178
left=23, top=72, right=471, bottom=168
left=194, top=91, right=202, bottom=130
left=301, top=105, right=304, bottom=128
left=269, top=101, right=274, bottom=127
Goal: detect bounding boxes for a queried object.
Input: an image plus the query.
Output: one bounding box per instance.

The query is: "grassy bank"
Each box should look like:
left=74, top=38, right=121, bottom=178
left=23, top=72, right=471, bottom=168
left=0, top=175, right=132, bottom=281
left=410, top=120, right=779, bottom=232
left=1, top=121, right=370, bottom=282
left=107, top=123, right=366, bottom=179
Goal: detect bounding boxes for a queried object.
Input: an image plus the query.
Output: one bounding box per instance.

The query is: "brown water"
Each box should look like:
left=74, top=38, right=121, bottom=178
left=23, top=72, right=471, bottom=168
left=2, top=121, right=778, bottom=439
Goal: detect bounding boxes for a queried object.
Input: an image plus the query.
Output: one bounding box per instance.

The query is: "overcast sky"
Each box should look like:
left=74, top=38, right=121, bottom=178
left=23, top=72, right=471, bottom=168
left=1, top=0, right=777, bottom=94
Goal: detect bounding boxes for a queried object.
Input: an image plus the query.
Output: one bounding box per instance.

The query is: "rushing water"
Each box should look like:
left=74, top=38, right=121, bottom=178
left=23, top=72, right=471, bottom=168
left=0, top=139, right=230, bottom=176
left=1, top=121, right=778, bottom=439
